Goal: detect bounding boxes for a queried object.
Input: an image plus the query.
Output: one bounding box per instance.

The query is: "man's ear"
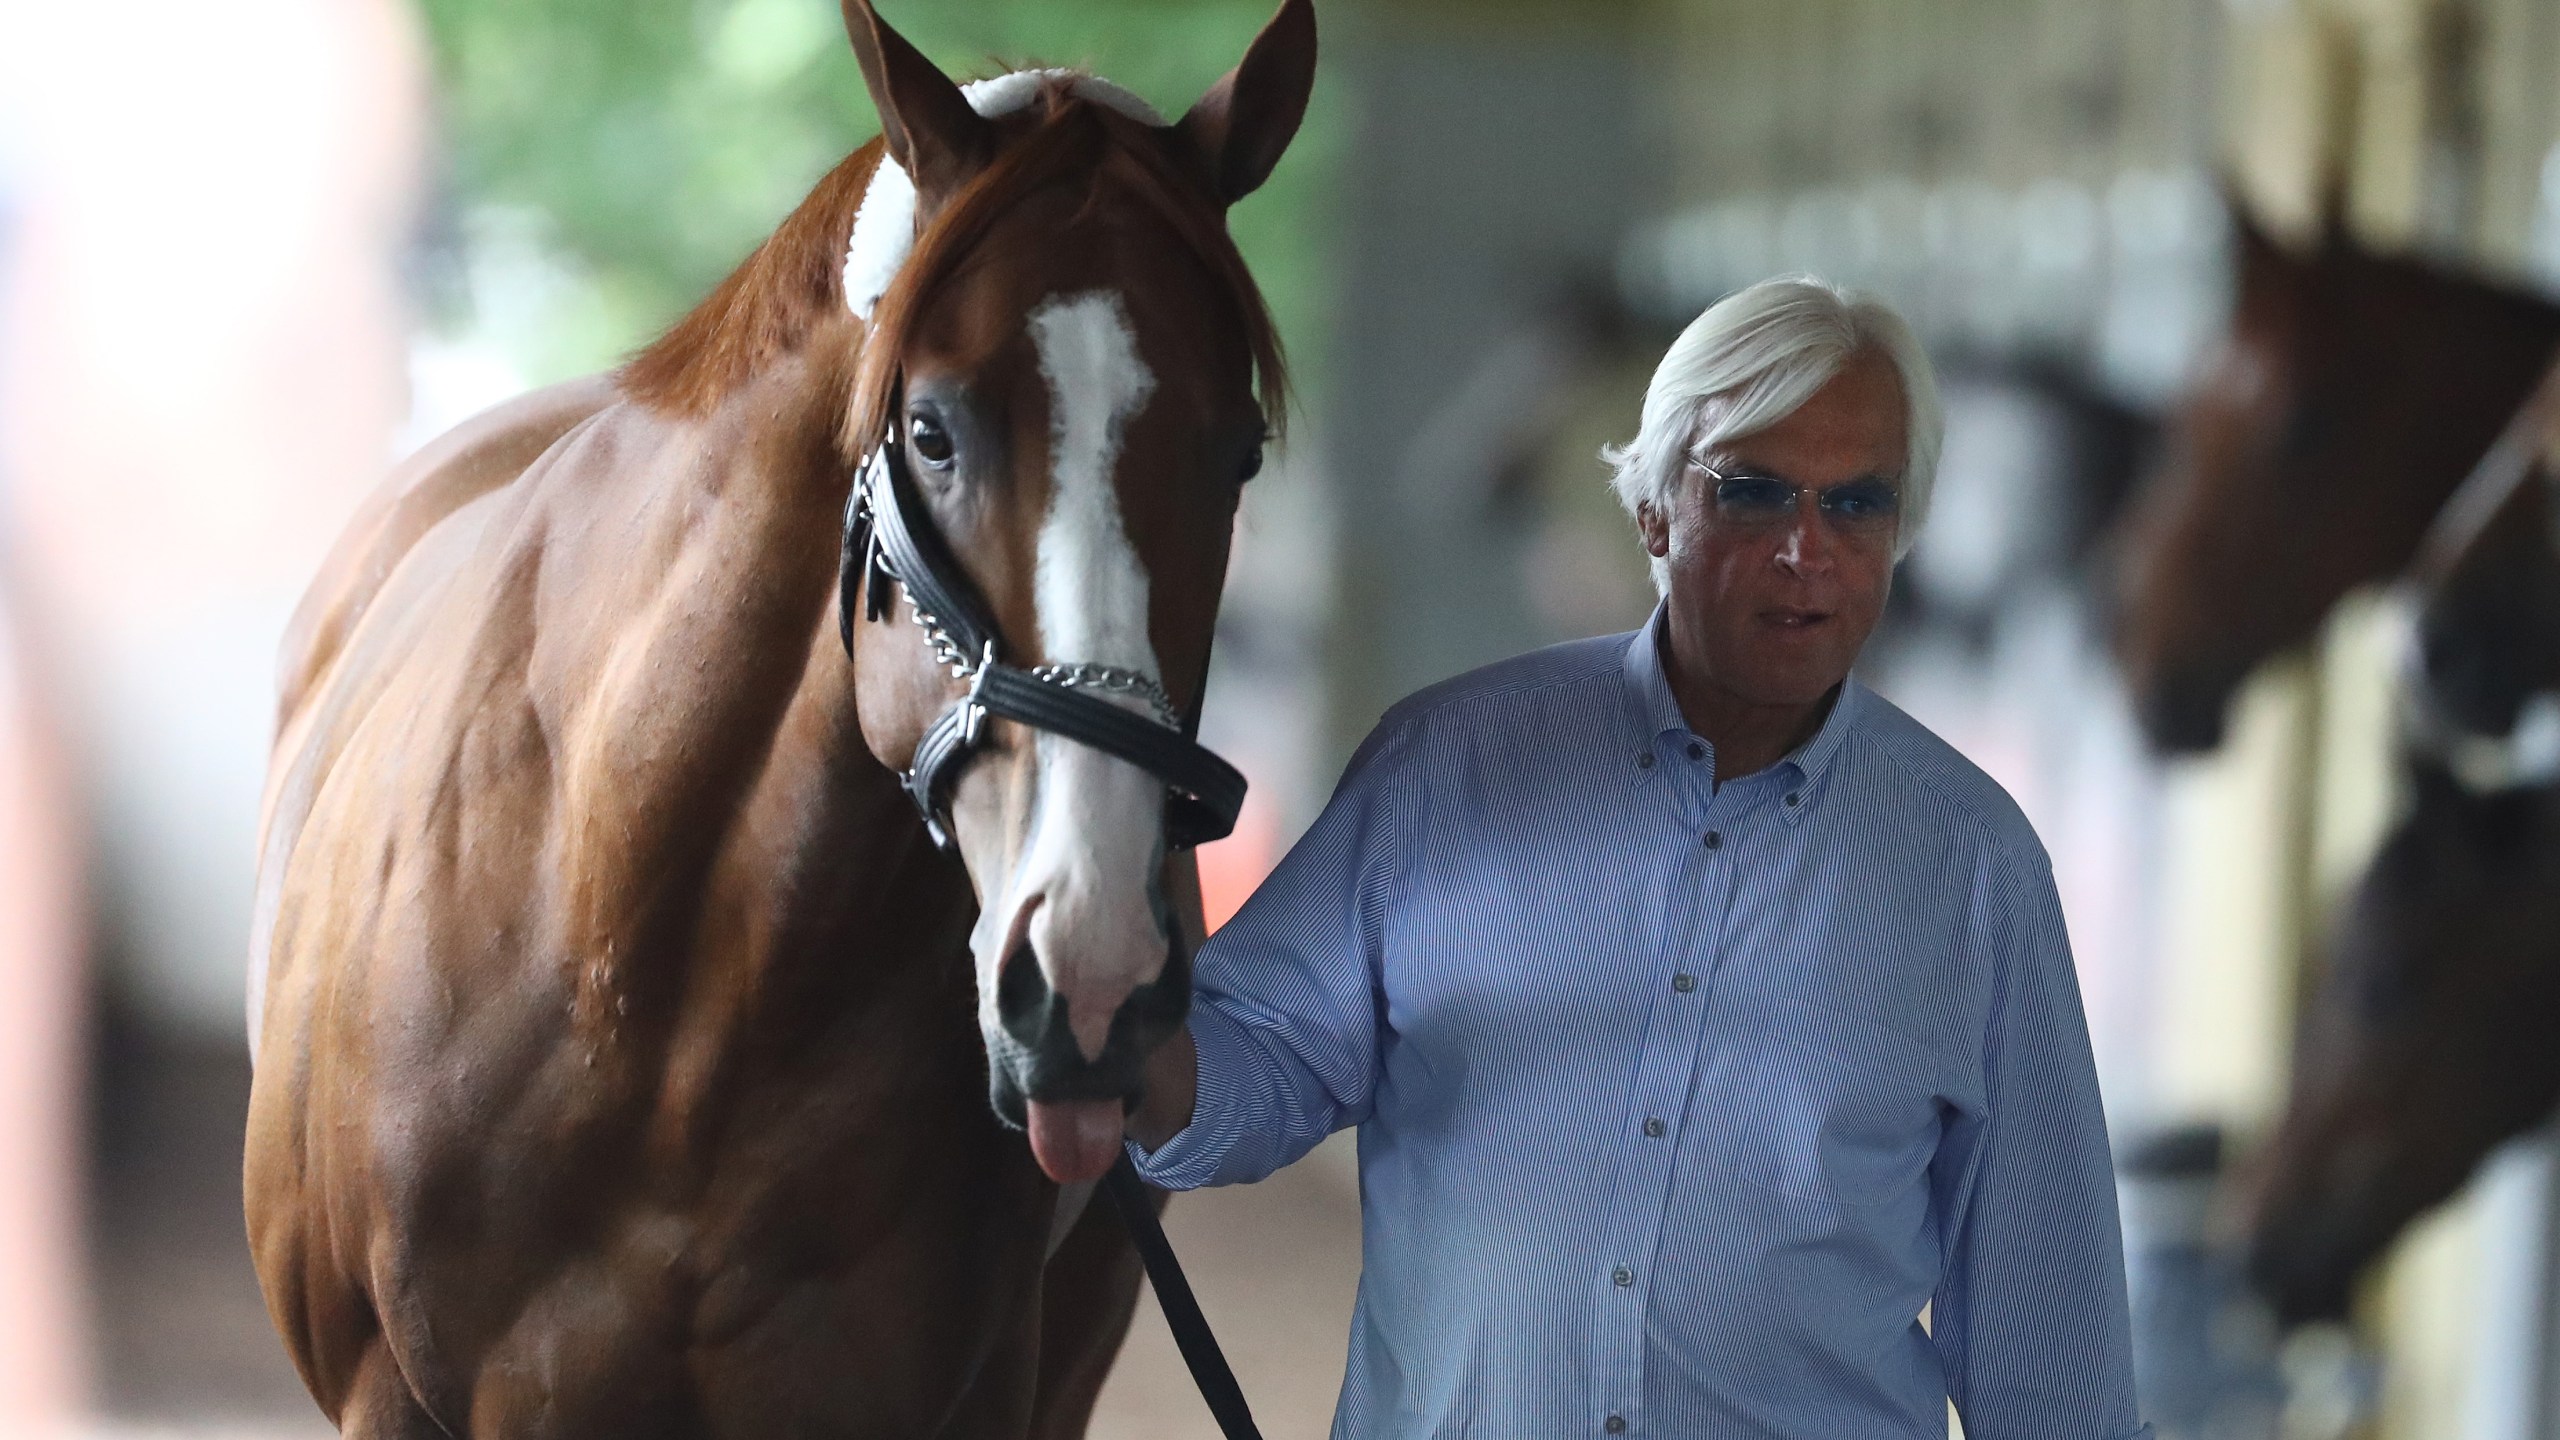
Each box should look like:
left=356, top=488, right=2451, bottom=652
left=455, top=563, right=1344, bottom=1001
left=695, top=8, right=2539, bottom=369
left=1637, top=500, right=1671, bottom=559
left=841, top=0, right=994, bottom=208
left=1177, top=0, right=1317, bottom=206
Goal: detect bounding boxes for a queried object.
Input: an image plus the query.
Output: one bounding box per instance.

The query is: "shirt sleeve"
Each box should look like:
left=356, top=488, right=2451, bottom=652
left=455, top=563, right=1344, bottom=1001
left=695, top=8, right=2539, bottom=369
left=1930, top=848, right=2153, bottom=1440
left=1127, top=715, right=1411, bottom=1191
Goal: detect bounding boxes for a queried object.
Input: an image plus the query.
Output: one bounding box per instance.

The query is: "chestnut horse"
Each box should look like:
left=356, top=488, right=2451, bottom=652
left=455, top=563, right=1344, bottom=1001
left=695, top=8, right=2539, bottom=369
left=241, top=1, right=1313, bottom=1433
left=2111, top=209, right=2560, bottom=752
left=2240, top=764, right=2560, bottom=1324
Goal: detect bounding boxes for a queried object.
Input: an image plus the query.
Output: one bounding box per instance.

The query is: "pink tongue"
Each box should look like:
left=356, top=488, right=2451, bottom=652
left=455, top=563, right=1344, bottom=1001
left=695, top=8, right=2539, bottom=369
left=1025, top=1098, right=1125, bottom=1184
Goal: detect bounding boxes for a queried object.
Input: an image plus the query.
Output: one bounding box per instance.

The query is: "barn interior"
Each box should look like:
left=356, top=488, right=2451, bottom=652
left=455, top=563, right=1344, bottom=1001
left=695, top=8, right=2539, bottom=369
left=3, top=0, right=2560, bottom=1436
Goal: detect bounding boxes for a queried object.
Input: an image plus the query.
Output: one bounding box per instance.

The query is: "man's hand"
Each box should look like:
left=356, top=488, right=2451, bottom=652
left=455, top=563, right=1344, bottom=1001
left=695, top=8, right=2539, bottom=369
left=1127, top=1025, right=1198, bottom=1151
left=1128, top=849, right=1209, bottom=1151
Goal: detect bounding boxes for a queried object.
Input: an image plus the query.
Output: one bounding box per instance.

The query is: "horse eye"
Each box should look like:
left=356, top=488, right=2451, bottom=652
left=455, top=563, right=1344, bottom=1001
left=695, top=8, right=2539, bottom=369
left=1239, top=444, right=1264, bottom=483
left=909, top=414, right=955, bottom=468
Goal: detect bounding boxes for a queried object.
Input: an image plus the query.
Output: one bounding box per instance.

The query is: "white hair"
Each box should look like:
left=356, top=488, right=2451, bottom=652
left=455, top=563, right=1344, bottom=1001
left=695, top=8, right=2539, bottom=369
left=1601, top=275, right=1942, bottom=593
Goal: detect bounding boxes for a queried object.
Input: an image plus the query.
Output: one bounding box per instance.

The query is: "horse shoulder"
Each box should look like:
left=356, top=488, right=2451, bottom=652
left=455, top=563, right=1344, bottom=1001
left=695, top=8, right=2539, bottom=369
left=251, top=381, right=618, bottom=1056
left=245, top=430, right=617, bottom=1428
left=276, top=374, right=620, bottom=738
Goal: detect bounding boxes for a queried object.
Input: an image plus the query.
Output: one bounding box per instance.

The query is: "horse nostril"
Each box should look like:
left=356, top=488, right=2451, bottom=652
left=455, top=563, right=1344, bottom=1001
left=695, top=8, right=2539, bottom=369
left=996, top=941, right=1057, bottom=1045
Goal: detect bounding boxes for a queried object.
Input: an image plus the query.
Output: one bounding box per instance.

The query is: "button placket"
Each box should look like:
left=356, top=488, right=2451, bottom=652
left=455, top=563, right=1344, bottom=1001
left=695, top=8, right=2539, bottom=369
left=1594, top=808, right=1734, bottom=1437
left=1592, top=813, right=1723, bottom=1440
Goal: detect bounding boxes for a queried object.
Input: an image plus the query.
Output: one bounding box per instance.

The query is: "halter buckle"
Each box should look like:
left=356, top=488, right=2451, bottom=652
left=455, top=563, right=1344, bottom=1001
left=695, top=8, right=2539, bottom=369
left=959, top=642, right=997, bottom=747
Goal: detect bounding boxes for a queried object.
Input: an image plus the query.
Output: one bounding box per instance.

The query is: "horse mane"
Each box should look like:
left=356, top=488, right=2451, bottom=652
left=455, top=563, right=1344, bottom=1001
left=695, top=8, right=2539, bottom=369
left=622, top=144, right=884, bottom=416
left=2247, top=225, right=2560, bottom=343
left=625, top=78, right=1288, bottom=442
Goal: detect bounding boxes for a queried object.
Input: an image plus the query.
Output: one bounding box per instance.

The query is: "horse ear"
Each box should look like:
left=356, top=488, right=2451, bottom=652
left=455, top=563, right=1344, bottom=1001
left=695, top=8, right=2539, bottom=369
left=841, top=0, right=993, bottom=206
left=1177, top=0, right=1317, bottom=206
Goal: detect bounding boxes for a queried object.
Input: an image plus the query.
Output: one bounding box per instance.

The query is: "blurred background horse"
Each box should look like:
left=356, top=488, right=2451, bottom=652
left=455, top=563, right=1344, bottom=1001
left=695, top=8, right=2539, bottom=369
left=2109, top=209, right=2560, bottom=754
left=2242, top=765, right=2560, bottom=1327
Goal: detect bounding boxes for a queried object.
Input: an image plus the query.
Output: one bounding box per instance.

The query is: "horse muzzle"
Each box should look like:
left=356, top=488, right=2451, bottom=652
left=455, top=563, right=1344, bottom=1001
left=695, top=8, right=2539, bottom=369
left=2133, top=660, right=2243, bottom=754
left=986, top=941, right=1190, bottom=1183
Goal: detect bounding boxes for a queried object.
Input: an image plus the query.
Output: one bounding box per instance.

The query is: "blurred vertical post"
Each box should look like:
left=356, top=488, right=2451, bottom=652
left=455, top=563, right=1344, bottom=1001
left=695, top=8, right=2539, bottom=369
left=0, top=86, right=89, bottom=1434
left=0, top=0, right=421, bottom=1041
left=0, top=580, right=86, bottom=1432
left=1319, top=0, right=1649, bottom=762
left=0, top=0, right=422, bottom=1421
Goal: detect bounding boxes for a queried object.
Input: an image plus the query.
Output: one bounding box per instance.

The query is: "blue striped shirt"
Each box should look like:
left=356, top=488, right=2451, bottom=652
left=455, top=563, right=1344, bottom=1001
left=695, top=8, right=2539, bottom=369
left=1134, top=608, right=2150, bottom=1439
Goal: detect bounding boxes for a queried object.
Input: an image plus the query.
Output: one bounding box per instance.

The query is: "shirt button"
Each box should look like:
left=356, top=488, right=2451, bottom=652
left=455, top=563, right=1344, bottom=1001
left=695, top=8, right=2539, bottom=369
left=1637, top=751, right=1655, bottom=770
left=1605, top=1417, right=1628, bottom=1435
left=1672, top=973, right=1696, bottom=993
left=1701, top=830, right=1722, bottom=850
left=1685, top=741, right=1704, bottom=760
left=1785, top=792, right=1801, bottom=807
left=1643, top=1117, right=1666, bottom=1138
left=1612, top=1265, right=1633, bottom=1287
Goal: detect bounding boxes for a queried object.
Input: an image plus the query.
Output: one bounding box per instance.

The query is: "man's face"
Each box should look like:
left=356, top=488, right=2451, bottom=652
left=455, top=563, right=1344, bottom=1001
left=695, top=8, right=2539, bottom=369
left=1638, top=348, right=1907, bottom=708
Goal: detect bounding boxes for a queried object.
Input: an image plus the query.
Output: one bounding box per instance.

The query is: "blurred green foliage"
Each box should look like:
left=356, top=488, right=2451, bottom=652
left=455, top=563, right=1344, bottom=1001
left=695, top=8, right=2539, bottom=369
left=411, top=0, right=1340, bottom=388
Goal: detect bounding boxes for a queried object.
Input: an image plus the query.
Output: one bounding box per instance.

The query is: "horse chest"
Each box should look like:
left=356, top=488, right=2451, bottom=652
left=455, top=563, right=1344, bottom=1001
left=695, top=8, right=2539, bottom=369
left=341, top=932, right=1052, bottom=1435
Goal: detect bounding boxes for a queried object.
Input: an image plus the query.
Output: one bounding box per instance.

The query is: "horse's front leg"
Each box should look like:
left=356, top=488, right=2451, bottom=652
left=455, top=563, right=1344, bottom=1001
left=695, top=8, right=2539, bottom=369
left=339, top=1340, right=446, bottom=1440
left=1025, top=1183, right=1151, bottom=1440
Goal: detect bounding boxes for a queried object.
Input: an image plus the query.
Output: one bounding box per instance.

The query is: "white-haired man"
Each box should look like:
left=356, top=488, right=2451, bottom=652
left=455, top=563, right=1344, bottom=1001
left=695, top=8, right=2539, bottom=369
left=1129, top=277, right=2149, bottom=1439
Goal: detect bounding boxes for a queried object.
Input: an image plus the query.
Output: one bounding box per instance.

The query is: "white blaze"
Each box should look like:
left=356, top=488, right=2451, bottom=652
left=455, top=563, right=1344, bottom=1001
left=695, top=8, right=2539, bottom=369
left=1000, top=291, right=1165, bottom=1061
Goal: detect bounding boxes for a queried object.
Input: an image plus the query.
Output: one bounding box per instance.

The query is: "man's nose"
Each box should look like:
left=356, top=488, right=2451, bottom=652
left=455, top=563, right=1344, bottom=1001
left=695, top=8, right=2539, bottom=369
left=1775, top=496, right=1837, bottom=576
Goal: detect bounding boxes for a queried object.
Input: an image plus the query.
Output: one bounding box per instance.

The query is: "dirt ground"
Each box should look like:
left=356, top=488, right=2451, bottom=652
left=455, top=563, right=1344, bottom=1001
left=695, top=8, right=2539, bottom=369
left=1090, top=1136, right=1363, bottom=1440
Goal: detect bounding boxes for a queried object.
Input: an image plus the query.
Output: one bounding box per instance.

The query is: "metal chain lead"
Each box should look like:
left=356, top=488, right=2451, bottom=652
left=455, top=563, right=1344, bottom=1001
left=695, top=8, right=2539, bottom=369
left=1025, top=663, right=1181, bottom=729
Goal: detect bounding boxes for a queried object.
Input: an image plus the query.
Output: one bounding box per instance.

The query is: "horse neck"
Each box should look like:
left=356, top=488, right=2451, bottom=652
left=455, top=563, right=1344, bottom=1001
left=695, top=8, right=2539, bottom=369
left=2466, top=280, right=2560, bottom=387
left=2414, top=274, right=2560, bottom=475
left=593, top=327, right=971, bottom=1005
left=706, top=337, right=969, bottom=933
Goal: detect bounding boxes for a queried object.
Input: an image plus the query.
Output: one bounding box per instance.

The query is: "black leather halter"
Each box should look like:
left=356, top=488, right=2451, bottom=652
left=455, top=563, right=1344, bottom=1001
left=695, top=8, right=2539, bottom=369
left=839, top=418, right=1250, bottom=852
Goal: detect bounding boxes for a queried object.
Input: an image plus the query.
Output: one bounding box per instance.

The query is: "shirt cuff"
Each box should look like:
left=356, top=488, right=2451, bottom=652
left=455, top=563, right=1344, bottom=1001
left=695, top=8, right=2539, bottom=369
left=1124, top=1001, right=1253, bottom=1190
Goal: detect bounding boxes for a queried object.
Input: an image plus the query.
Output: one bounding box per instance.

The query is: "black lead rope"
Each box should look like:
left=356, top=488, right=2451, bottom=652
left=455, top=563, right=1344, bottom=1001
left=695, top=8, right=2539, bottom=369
left=1104, top=1154, right=1266, bottom=1440
left=841, top=412, right=1261, bottom=1438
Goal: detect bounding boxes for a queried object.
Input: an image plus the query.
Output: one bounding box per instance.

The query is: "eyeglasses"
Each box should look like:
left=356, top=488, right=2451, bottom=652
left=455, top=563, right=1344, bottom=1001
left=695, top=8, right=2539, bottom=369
left=1689, top=460, right=1903, bottom=541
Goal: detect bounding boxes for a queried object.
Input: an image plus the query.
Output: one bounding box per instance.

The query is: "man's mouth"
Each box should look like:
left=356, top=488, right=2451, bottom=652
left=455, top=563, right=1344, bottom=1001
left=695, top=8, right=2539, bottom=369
left=1760, top=608, right=1834, bottom=630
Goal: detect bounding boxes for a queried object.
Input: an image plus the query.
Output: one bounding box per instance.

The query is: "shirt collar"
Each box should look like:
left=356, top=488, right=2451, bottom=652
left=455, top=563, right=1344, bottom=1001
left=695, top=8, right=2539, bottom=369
left=1619, top=600, right=1864, bottom=822
left=1620, top=602, right=1690, bottom=751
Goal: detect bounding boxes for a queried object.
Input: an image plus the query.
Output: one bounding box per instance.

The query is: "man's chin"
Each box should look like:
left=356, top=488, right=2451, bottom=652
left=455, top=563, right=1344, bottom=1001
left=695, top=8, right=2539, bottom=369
left=1727, top=677, right=1851, bottom=720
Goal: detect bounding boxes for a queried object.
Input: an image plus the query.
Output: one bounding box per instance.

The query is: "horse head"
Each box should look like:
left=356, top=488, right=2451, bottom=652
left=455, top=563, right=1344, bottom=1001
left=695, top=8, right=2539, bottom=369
left=832, top=0, right=1311, bottom=1185
left=2238, top=762, right=2560, bottom=1325
left=2413, top=447, right=2560, bottom=738
left=2109, top=201, right=2560, bottom=753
